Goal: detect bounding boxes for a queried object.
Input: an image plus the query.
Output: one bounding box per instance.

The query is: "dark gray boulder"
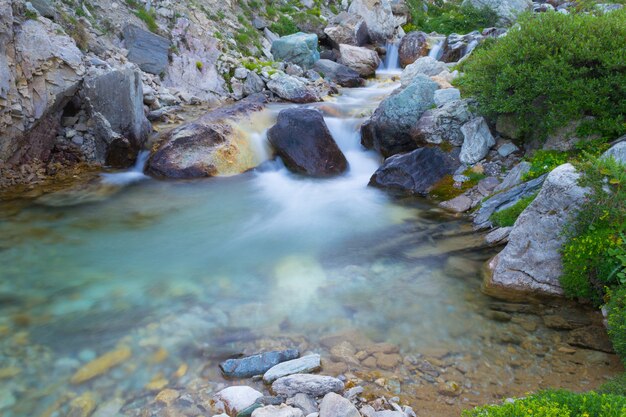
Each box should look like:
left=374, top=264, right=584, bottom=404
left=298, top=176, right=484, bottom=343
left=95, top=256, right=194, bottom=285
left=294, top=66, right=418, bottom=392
left=369, top=147, right=461, bottom=195
left=361, top=75, right=438, bottom=157
left=313, top=59, right=364, bottom=87
left=83, top=69, right=151, bottom=166
left=220, top=349, right=300, bottom=379
left=123, top=24, right=170, bottom=75
left=267, top=108, right=348, bottom=177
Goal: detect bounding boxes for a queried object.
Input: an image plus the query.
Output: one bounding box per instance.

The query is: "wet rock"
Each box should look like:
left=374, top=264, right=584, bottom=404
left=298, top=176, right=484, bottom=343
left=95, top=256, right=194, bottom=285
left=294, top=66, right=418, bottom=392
left=440, top=31, right=483, bottom=63
left=434, top=88, right=461, bottom=107
left=0, top=388, right=15, bottom=411
left=324, top=12, right=370, bottom=48
left=319, top=392, right=359, bottom=417
left=398, top=31, right=429, bottom=67
left=122, top=24, right=170, bottom=75
left=271, top=33, right=320, bottom=69
left=373, top=411, right=405, bottom=417
left=267, top=74, right=320, bottom=103
left=369, top=147, right=460, bottom=195
left=461, top=0, right=532, bottom=24
left=485, top=227, right=512, bottom=245
left=267, top=108, right=348, bottom=177
left=70, top=346, right=132, bottom=384
left=272, top=374, right=345, bottom=397
left=313, top=59, right=364, bottom=87
left=375, top=352, right=401, bottom=369
left=400, top=57, right=448, bottom=87
left=361, top=75, right=438, bottom=157
left=286, top=393, right=318, bottom=416
left=459, top=117, right=496, bottom=165
left=220, top=349, right=300, bottom=378
left=83, top=69, right=151, bottom=166
left=68, top=392, right=96, bottom=417
left=146, top=94, right=267, bottom=178
left=473, top=174, right=546, bottom=229
left=252, top=405, right=304, bottom=417
left=264, top=354, right=322, bottom=384
left=348, top=0, right=396, bottom=43
left=337, top=44, right=380, bottom=78
left=412, top=99, right=473, bottom=147
left=484, top=164, right=588, bottom=299
left=330, top=341, right=359, bottom=365
left=440, top=195, right=473, bottom=213
left=567, top=326, right=614, bottom=353
left=214, top=386, right=264, bottom=417
left=243, top=72, right=266, bottom=97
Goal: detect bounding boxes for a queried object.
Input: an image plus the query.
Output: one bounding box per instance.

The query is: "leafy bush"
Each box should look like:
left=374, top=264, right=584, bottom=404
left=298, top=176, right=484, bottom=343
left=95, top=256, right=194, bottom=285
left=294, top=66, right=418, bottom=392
left=560, top=156, right=626, bottom=304
left=405, top=0, right=499, bottom=35
left=600, top=373, right=626, bottom=396
left=270, top=15, right=299, bottom=36
left=522, top=150, right=570, bottom=181
left=490, top=192, right=537, bottom=227
left=608, top=286, right=626, bottom=364
left=463, top=390, right=626, bottom=417
left=456, top=10, right=626, bottom=142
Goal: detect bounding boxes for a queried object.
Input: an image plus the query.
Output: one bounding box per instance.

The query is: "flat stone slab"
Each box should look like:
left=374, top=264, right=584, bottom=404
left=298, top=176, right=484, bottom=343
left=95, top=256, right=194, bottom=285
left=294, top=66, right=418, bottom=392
left=220, top=349, right=300, bottom=378
left=272, top=374, right=344, bottom=398
left=263, top=354, right=321, bottom=384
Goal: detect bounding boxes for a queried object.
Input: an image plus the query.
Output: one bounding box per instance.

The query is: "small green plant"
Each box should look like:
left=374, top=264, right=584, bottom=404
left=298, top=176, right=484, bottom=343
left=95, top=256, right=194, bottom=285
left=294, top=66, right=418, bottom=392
left=134, top=8, right=158, bottom=33
left=456, top=10, right=626, bottom=142
left=522, top=150, right=570, bottom=181
left=24, top=8, right=39, bottom=20
left=270, top=15, right=299, bottom=36
left=490, top=192, right=537, bottom=227
left=195, top=61, right=203, bottom=71
left=463, top=390, right=626, bottom=416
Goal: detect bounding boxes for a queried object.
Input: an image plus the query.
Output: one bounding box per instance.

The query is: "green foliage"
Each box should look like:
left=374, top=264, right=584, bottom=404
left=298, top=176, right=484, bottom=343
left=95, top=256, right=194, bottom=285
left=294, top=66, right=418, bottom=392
left=195, top=61, right=203, bottom=71
left=24, top=8, right=39, bottom=20
left=600, top=373, right=626, bottom=396
left=490, top=193, right=537, bottom=227
left=463, top=390, right=626, bottom=417
left=522, top=150, right=570, bottom=181
left=134, top=8, right=158, bottom=33
left=405, top=0, right=499, bottom=35
left=607, top=287, right=626, bottom=365
left=270, top=15, right=299, bottom=36
left=429, top=169, right=485, bottom=201
left=561, top=156, right=626, bottom=304
left=456, top=10, right=626, bottom=142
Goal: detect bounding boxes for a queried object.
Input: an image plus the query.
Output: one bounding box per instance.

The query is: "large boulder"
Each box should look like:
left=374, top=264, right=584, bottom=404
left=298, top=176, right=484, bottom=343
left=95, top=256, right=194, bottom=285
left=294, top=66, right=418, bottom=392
left=324, top=12, right=370, bottom=48
left=313, top=59, right=364, bottom=87
left=267, top=108, right=348, bottom=177
left=361, top=75, right=438, bottom=157
left=271, top=32, right=320, bottom=69
left=348, top=0, right=396, bottom=43
left=369, top=147, right=461, bottom=195
left=461, top=0, right=532, bottom=25
left=602, top=139, right=626, bottom=164
left=0, top=11, right=85, bottom=167
left=267, top=74, right=320, bottom=103
left=82, top=69, right=151, bottom=167
left=400, top=56, right=449, bottom=87
left=123, top=25, right=170, bottom=75
left=412, top=99, right=473, bottom=146
left=459, top=117, right=496, bottom=165
left=484, top=164, right=588, bottom=300
left=398, top=31, right=429, bottom=67
left=337, top=44, right=380, bottom=78
left=146, top=94, right=267, bottom=178
left=164, top=18, right=227, bottom=103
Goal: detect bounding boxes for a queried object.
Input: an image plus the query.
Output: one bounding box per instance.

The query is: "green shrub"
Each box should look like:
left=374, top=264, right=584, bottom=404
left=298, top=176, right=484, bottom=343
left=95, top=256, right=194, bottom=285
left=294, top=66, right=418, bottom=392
left=522, top=150, right=570, bottom=181
left=405, top=0, right=499, bottom=35
left=600, top=373, right=626, bottom=396
left=134, top=8, right=158, bottom=33
left=561, top=156, right=626, bottom=304
left=456, top=10, right=626, bottom=142
left=270, top=15, right=299, bottom=36
left=463, top=390, right=626, bottom=417
left=490, top=192, right=537, bottom=227
left=607, top=284, right=626, bottom=366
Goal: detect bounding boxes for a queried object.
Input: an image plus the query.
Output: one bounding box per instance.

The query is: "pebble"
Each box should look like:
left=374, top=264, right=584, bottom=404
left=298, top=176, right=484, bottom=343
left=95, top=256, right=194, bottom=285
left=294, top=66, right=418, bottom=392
left=252, top=405, right=303, bottom=417
left=0, top=388, right=16, bottom=410
left=286, top=393, right=318, bottom=415
left=319, top=392, right=359, bottom=417
left=263, top=354, right=321, bottom=384
left=214, top=386, right=263, bottom=416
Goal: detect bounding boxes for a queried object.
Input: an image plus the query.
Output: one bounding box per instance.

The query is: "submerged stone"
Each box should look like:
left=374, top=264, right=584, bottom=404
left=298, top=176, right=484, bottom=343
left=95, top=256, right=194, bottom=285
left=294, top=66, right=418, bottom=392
left=220, top=349, right=300, bottom=378
left=70, top=346, right=132, bottom=384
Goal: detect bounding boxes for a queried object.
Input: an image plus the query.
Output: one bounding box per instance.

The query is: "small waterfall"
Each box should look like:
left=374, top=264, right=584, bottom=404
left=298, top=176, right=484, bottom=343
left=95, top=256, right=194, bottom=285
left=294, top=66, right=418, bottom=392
left=428, top=38, right=445, bottom=61
left=101, top=150, right=150, bottom=185
left=377, top=42, right=401, bottom=74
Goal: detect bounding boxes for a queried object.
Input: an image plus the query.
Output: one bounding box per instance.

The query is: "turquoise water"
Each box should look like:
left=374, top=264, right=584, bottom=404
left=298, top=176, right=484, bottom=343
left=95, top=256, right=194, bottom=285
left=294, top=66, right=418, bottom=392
left=0, top=79, right=619, bottom=417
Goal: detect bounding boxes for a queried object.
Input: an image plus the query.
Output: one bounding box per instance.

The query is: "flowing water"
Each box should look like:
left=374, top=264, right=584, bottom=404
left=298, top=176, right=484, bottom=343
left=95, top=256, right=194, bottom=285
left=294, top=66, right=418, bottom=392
left=377, top=43, right=401, bottom=74
left=0, top=75, right=620, bottom=417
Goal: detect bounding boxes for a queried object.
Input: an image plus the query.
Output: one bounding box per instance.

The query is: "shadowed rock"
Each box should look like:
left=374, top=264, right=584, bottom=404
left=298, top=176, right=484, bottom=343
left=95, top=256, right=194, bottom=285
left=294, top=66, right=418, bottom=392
left=220, top=349, right=300, bottom=378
